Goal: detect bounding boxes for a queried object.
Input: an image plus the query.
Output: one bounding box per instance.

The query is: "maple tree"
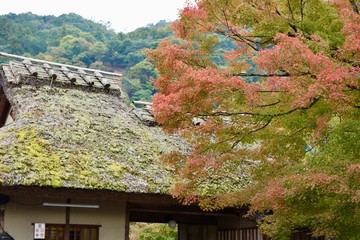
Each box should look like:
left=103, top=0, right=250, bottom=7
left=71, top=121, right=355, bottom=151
left=147, top=0, right=359, bottom=239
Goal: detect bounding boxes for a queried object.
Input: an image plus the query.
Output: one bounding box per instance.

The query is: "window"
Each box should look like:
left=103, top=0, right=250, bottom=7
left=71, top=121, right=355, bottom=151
left=44, top=224, right=100, bottom=240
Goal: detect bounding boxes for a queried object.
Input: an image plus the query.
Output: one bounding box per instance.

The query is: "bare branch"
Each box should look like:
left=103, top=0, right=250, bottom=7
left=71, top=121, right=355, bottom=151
left=270, top=97, right=320, bottom=117
left=199, top=111, right=256, bottom=117
left=258, top=100, right=281, bottom=108
left=232, top=117, right=273, bottom=149
left=232, top=72, right=290, bottom=77
left=199, top=97, right=320, bottom=119
left=232, top=71, right=314, bottom=78
left=287, top=0, right=295, bottom=21
left=215, top=7, right=261, bottom=51
left=350, top=0, right=359, bottom=14
left=300, top=0, right=306, bottom=22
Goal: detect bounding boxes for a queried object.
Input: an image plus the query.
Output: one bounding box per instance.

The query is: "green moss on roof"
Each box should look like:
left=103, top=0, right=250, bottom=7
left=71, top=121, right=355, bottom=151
left=0, top=82, right=188, bottom=194
left=0, top=62, right=250, bottom=197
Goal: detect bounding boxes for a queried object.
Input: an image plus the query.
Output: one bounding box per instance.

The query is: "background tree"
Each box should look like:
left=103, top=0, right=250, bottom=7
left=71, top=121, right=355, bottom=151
left=123, top=61, right=158, bottom=101
left=148, top=0, right=360, bottom=239
left=0, top=13, right=176, bottom=102
left=129, top=223, right=177, bottom=240
left=0, top=12, right=236, bottom=103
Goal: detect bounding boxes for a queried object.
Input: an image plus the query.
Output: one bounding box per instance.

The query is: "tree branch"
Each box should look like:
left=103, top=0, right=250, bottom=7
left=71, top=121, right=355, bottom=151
left=270, top=97, right=320, bottom=117
left=258, top=100, right=281, bottom=108
left=300, top=0, right=306, bottom=22
left=199, top=111, right=256, bottom=117
left=287, top=0, right=295, bottom=21
left=232, top=72, right=290, bottom=77
left=198, top=97, right=320, bottom=119
left=232, top=117, right=273, bottom=149
left=215, top=7, right=261, bottom=51
left=350, top=0, right=359, bottom=14
left=195, top=99, right=320, bottom=153
left=232, top=71, right=314, bottom=78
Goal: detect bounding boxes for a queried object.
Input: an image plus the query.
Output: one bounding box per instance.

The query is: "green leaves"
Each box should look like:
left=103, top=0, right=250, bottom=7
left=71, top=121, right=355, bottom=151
left=130, top=223, right=177, bottom=240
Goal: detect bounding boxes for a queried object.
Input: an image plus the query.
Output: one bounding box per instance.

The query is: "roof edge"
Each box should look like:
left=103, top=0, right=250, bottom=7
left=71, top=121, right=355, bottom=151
left=0, top=52, right=122, bottom=77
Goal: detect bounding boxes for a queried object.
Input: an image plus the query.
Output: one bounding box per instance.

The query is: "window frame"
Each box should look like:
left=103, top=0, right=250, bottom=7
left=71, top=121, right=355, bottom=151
left=43, top=223, right=101, bottom=240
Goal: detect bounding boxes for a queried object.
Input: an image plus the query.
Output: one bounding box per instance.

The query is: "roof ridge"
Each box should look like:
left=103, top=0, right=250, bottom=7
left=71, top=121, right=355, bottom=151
left=0, top=52, right=122, bottom=77
left=1, top=52, right=122, bottom=91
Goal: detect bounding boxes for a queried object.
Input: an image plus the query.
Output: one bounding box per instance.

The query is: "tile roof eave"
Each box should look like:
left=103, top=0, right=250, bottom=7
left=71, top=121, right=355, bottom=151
left=0, top=52, right=122, bottom=91
left=0, top=52, right=122, bottom=77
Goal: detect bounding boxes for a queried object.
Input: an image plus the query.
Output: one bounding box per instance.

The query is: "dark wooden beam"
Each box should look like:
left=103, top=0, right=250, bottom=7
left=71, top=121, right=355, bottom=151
left=125, top=202, right=130, bottom=240
left=0, top=186, right=178, bottom=205
left=0, top=208, right=4, bottom=233
left=130, top=211, right=218, bottom=225
left=128, top=205, right=238, bottom=217
left=64, top=199, right=71, bottom=240
left=0, top=88, right=11, bottom=127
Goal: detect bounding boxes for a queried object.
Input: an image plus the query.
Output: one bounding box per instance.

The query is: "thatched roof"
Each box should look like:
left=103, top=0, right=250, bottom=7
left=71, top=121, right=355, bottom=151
left=0, top=53, right=188, bottom=194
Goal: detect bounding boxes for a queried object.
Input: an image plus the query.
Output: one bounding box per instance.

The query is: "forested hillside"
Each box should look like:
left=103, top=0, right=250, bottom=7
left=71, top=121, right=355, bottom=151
left=0, top=12, right=235, bottom=102
left=0, top=12, right=173, bottom=101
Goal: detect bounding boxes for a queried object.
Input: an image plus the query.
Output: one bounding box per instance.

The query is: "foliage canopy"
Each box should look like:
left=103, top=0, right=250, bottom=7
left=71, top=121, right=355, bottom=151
left=148, top=0, right=360, bottom=239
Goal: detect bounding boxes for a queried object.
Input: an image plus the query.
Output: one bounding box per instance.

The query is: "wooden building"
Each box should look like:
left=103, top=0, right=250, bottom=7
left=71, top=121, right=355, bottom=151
left=0, top=52, right=264, bottom=240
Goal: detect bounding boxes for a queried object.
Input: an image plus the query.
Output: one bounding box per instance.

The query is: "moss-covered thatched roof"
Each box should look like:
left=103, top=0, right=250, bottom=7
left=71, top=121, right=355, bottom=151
left=0, top=55, right=188, bottom=194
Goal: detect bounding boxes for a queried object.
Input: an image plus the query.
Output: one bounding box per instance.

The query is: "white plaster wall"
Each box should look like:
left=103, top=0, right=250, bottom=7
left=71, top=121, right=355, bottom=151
left=4, top=196, right=126, bottom=240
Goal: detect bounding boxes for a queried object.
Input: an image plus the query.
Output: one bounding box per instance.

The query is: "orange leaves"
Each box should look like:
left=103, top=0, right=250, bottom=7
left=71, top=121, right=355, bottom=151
left=251, top=173, right=347, bottom=214
left=169, top=152, right=221, bottom=204
left=152, top=93, right=185, bottom=131
left=256, top=33, right=359, bottom=108
left=256, top=34, right=313, bottom=75
left=252, top=181, right=288, bottom=211
left=341, top=21, right=360, bottom=61
left=172, top=2, right=209, bottom=39
left=151, top=66, right=247, bottom=130
left=243, top=82, right=261, bottom=105
left=249, top=171, right=360, bottom=238
left=347, top=164, right=360, bottom=192
left=310, top=116, right=330, bottom=141
left=147, top=40, right=192, bottom=93
left=149, top=39, right=249, bottom=131
left=332, top=0, right=360, bottom=62
left=265, top=76, right=291, bottom=92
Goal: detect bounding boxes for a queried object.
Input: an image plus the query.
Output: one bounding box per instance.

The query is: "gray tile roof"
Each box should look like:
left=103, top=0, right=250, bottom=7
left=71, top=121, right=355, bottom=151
left=0, top=52, right=122, bottom=91
left=132, top=101, right=158, bottom=127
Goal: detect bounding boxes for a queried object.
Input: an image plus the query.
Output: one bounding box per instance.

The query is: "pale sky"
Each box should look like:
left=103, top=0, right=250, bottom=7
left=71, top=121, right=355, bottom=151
left=0, top=0, right=191, bottom=33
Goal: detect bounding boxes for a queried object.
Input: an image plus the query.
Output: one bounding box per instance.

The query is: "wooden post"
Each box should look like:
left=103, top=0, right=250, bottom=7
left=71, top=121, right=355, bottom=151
left=64, top=199, right=71, bottom=240
left=0, top=207, right=4, bottom=233
left=0, top=194, right=10, bottom=234
left=125, top=202, right=130, bottom=240
left=237, top=213, right=241, bottom=240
